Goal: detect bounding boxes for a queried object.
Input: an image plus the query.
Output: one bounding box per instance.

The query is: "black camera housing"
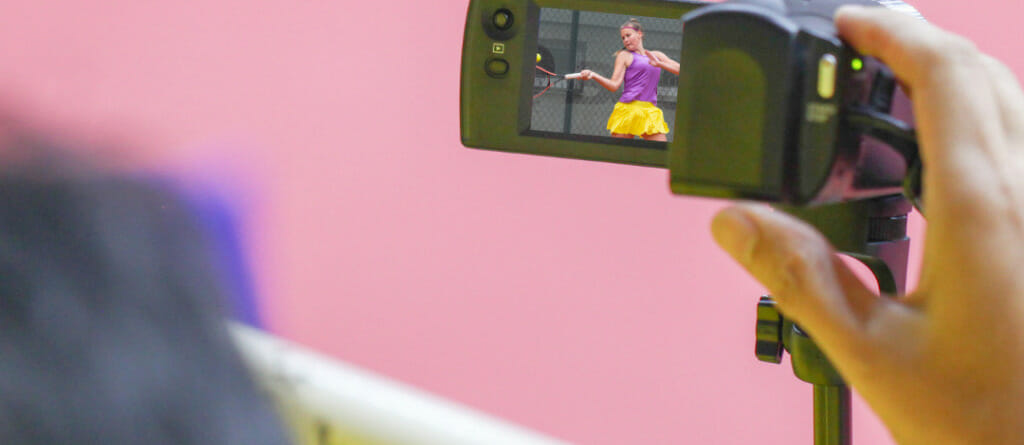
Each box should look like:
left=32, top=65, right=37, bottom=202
left=670, top=0, right=916, bottom=204
left=461, top=0, right=706, bottom=168
left=460, top=0, right=917, bottom=205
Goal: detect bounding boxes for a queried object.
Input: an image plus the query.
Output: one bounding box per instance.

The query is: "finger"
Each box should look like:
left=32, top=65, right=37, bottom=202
left=836, top=6, right=1003, bottom=191
left=835, top=6, right=949, bottom=86
left=711, top=204, right=886, bottom=363
left=979, top=54, right=1024, bottom=143
left=836, top=6, right=1018, bottom=257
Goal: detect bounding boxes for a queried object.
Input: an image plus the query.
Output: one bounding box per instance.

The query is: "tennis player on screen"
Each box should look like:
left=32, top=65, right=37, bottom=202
left=578, top=18, right=680, bottom=141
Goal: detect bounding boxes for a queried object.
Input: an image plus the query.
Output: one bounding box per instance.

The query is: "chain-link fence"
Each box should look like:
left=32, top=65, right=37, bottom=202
left=531, top=9, right=682, bottom=141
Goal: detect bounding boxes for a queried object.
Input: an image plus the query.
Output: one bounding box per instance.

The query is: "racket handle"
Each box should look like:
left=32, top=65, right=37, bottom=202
left=564, top=72, right=583, bottom=79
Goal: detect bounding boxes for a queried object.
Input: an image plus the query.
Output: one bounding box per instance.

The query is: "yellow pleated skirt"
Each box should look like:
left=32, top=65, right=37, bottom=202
left=606, top=100, right=670, bottom=136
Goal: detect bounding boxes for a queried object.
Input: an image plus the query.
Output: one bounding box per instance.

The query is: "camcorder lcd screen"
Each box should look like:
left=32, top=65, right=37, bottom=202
left=528, top=9, right=682, bottom=144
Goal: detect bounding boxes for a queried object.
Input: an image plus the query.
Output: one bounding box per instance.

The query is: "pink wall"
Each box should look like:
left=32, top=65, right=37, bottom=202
left=0, top=1, right=1017, bottom=443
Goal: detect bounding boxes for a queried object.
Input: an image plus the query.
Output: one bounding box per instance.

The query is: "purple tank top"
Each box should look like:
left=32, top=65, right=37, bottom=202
left=619, top=52, right=661, bottom=105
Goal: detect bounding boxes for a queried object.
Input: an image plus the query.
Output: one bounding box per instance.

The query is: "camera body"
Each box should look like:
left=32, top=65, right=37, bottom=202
left=461, top=0, right=918, bottom=205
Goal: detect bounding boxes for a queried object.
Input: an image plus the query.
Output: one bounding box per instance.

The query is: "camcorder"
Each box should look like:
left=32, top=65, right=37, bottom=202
left=460, top=0, right=922, bottom=206
left=462, top=2, right=924, bottom=438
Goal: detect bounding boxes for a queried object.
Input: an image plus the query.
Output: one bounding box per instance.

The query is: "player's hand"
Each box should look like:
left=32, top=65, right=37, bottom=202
left=579, top=69, right=594, bottom=80
left=710, top=6, right=1024, bottom=444
left=644, top=50, right=665, bottom=68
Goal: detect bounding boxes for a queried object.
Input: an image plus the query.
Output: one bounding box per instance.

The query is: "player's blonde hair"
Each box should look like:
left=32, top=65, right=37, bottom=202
left=615, top=18, right=644, bottom=56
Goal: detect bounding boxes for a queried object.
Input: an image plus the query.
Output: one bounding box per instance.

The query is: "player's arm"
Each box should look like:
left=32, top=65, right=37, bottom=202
left=581, top=52, right=630, bottom=92
left=646, top=50, right=680, bottom=75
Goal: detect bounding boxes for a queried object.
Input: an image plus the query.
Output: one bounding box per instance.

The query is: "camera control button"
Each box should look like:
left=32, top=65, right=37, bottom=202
left=485, top=58, right=509, bottom=77
left=818, top=54, right=837, bottom=99
left=492, top=9, right=514, bottom=30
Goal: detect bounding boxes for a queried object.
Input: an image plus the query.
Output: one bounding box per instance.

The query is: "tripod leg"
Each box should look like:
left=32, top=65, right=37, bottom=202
left=814, top=384, right=851, bottom=445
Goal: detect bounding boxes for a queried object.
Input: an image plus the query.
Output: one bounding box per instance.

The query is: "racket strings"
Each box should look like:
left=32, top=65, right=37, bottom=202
left=533, top=65, right=563, bottom=99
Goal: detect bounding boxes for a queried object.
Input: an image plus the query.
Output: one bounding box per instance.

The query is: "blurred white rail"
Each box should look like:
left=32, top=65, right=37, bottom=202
left=229, top=323, right=571, bottom=445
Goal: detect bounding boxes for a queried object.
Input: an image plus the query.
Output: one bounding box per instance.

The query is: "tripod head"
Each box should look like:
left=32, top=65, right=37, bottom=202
left=753, top=195, right=912, bottom=444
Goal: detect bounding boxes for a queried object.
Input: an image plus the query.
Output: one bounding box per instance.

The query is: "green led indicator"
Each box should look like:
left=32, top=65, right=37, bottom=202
left=851, top=58, right=864, bottom=71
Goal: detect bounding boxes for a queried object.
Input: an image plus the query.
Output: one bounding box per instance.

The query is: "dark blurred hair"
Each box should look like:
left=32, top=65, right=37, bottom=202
left=0, top=137, right=291, bottom=444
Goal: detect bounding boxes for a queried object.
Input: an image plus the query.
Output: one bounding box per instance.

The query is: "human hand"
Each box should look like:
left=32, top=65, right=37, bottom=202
left=579, top=69, right=594, bottom=80
left=710, top=6, right=1024, bottom=444
left=644, top=50, right=665, bottom=68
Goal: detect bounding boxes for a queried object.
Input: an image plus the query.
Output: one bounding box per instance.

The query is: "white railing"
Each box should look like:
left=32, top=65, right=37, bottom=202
left=229, top=323, right=571, bottom=445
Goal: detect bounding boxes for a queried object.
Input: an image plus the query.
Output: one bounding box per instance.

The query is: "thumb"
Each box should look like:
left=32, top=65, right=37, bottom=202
left=710, top=204, right=887, bottom=369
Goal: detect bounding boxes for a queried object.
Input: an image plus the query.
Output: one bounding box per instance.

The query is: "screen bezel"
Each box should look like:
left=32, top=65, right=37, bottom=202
left=518, top=0, right=710, bottom=168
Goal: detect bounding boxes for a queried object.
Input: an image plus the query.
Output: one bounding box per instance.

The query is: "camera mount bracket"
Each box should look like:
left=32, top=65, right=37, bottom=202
left=756, top=195, right=911, bottom=444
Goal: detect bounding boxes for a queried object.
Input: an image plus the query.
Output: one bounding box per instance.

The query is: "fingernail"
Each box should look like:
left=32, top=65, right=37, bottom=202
left=835, top=4, right=867, bottom=19
left=711, top=206, right=760, bottom=265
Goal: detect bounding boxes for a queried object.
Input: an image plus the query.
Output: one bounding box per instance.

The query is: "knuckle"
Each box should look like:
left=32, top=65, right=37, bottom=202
left=759, top=239, right=826, bottom=299
left=937, top=34, right=980, bottom=66
left=980, top=53, right=1019, bottom=84
left=898, top=33, right=983, bottom=88
left=861, top=20, right=896, bottom=55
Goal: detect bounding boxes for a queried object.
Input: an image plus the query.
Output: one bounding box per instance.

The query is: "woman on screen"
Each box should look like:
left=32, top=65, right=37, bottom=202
left=579, top=18, right=680, bottom=141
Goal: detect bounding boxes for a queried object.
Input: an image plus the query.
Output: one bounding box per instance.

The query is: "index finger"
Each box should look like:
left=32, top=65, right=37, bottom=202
left=836, top=6, right=1008, bottom=222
